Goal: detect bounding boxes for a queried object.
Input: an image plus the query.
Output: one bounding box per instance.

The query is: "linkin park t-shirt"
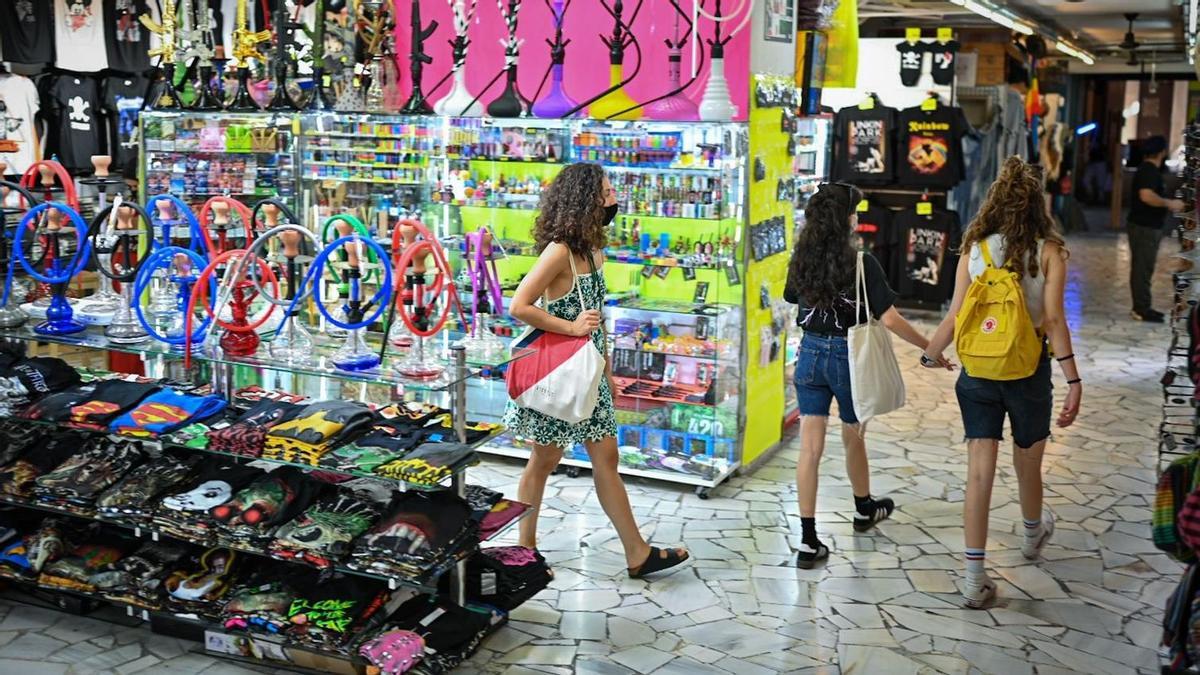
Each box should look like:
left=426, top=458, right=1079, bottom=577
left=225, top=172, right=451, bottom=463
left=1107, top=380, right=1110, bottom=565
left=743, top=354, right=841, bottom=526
left=0, top=0, right=55, bottom=64
left=896, top=104, right=969, bottom=189
left=55, top=0, right=110, bottom=72
left=831, top=105, right=898, bottom=185
left=893, top=208, right=961, bottom=304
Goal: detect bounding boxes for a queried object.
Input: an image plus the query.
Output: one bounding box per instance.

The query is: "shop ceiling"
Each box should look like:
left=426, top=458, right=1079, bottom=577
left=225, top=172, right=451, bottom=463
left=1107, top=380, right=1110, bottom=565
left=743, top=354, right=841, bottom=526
left=860, top=0, right=1187, bottom=67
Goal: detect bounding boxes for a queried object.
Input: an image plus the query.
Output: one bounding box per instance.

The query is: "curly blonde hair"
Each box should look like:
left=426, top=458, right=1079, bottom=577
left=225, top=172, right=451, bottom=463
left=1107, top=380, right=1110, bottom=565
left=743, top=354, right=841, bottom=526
left=961, top=156, right=1066, bottom=279
left=533, top=163, right=608, bottom=257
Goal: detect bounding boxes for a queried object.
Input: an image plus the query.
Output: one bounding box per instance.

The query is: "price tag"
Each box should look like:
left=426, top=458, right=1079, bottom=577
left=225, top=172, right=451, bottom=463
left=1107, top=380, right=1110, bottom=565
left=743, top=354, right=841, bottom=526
left=906, top=27, right=922, bottom=43
left=858, top=97, right=875, bottom=111
left=937, top=27, right=953, bottom=42
left=857, top=199, right=870, bottom=212
left=921, top=98, right=939, bottom=112
left=917, top=201, right=934, bottom=216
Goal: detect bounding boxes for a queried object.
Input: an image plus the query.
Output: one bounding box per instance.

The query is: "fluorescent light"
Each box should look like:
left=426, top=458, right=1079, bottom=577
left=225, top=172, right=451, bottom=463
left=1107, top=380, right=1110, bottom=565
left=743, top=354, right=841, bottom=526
left=1055, top=39, right=1096, bottom=65
left=1074, top=122, right=1097, bottom=135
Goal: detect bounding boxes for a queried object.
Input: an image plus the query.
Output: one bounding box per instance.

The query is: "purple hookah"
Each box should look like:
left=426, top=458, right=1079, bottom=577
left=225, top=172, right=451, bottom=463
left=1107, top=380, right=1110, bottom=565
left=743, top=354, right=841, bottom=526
left=531, top=0, right=579, bottom=118
left=646, top=4, right=699, bottom=120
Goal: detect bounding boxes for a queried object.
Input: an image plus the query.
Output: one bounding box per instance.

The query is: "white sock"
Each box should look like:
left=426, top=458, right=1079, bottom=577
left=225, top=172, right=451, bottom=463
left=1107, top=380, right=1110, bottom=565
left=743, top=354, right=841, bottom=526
left=1023, top=518, right=1043, bottom=542
left=964, top=548, right=987, bottom=586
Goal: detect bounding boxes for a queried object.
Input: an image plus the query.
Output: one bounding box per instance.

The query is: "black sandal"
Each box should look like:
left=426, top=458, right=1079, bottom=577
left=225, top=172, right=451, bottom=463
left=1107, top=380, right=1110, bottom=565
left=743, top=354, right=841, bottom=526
left=627, top=546, right=690, bottom=579
left=795, top=542, right=829, bottom=569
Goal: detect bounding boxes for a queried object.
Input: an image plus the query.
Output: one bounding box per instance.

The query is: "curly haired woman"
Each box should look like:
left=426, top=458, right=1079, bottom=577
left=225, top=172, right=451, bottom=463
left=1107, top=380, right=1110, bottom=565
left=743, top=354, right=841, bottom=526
left=783, top=182, right=947, bottom=569
left=923, top=156, right=1082, bottom=608
left=504, top=163, right=689, bottom=579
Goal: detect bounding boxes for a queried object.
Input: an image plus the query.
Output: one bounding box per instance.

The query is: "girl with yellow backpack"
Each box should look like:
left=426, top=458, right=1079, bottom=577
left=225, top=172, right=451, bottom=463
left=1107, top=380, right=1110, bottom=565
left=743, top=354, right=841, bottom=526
left=923, top=156, right=1083, bottom=608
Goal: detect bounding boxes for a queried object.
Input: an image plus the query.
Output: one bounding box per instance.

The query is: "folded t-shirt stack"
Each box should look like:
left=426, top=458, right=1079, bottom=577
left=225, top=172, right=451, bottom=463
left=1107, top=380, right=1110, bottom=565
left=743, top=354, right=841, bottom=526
left=152, top=463, right=266, bottom=545
left=374, top=443, right=478, bottom=487
left=208, top=400, right=308, bottom=458
left=285, top=574, right=393, bottom=653
left=21, top=385, right=96, bottom=422
left=0, top=420, right=41, bottom=467
left=0, top=432, right=87, bottom=498
left=96, top=455, right=200, bottom=524
left=33, top=439, right=145, bottom=512
left=461, top=546, right=553, bottom=611
left=163, top=546, right=244, bottom=618
left=208, top=467, right=320, bottom=548
left=348, top=490, right=478, bottom=581
left=109, top=389, right=228, bottom=438
left=0, top=357, right=81, bottom=417
left=316, top=412, right=429, bottom=475
left=40, top=540, right=134, bottom=592
left=270, top=486, right=388, bottom=568
left=370, top=595, right=503, bottom=675
left=222, top=571, right=315, bottom=635
left=89, top=541, right=191, bottom=609
left=263, top=401, right=375, bottom=466
left=68, top=380, right=161, bottom=430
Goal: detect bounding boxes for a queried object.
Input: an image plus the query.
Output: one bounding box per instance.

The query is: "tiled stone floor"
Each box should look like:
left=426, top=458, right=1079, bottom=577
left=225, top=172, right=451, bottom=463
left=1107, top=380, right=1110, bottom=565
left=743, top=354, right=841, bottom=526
left=0, top=233, right=1178, bottom=674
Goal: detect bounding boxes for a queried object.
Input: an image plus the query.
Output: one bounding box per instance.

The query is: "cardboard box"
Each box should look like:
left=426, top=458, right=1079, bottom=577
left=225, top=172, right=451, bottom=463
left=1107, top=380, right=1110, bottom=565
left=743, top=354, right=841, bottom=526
left=963, top=42, right=1007, bottom=85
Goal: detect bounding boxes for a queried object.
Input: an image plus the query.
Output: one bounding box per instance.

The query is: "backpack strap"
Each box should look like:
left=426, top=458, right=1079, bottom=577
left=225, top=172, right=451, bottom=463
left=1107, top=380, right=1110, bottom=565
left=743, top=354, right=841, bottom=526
left=980, top=239, right=997, bottom=269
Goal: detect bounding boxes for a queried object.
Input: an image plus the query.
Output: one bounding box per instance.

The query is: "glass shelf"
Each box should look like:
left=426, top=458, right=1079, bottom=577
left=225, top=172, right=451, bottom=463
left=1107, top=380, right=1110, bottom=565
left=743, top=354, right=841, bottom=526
left=0, top=324, right=531, bottom=393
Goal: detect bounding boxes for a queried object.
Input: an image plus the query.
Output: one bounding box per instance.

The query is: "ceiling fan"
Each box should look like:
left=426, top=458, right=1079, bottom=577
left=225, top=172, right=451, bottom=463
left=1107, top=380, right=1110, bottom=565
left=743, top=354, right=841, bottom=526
left=1120, top=13, right=1140, bottom=51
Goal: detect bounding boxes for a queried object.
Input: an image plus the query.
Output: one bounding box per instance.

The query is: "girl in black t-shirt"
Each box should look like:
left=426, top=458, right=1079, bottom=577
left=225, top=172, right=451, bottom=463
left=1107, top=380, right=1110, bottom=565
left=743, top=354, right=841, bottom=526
left=783, top=183, right=950, bottom=569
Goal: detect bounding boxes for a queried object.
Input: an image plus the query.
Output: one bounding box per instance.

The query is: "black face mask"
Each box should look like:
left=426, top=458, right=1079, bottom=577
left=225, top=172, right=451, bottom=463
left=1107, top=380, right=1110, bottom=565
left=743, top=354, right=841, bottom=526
left=602, top=204, right=619, bottom=226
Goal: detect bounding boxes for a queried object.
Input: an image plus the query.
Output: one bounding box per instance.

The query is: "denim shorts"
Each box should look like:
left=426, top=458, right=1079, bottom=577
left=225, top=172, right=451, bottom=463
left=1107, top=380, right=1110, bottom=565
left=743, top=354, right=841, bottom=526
left=794, top=333, right=858, bottom=424
left=955, top=352, right=1053, bottom=449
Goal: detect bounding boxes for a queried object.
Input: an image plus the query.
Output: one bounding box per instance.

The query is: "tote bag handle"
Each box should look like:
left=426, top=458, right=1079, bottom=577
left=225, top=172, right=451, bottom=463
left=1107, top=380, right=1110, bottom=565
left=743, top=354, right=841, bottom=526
left=854, top=252, right=872, bottom=326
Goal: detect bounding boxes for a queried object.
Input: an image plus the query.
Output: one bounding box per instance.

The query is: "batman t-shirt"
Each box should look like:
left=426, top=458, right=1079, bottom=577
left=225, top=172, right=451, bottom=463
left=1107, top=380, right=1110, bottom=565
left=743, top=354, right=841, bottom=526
left=102, top=75, right=147, bottom=178
left=0, top=0, right=54, bottom=64
left=103, top=0, right=153, bottom=73
left=896, top=104, right=969, bottom=189
left=832, top=105, right=897, bottom=185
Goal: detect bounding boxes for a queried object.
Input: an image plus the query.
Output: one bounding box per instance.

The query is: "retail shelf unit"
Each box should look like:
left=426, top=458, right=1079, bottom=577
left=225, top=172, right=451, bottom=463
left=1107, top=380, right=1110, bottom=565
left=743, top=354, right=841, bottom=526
left=140, top=111, right=767, bottom=497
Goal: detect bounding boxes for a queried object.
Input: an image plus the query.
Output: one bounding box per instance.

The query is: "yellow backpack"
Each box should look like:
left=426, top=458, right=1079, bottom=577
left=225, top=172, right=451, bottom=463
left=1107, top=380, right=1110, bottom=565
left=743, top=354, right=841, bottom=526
left=954, top=240, right=1042, bottom=380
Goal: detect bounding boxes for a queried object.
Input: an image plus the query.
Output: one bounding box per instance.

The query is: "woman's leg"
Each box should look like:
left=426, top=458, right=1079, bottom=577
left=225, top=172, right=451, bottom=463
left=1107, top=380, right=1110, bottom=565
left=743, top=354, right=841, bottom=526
left=583, top=435, right=652, bottom=568
left=797, top=415, right=829, bottom=518
left=841, top=422, right=869, bottom=498
left=963, top=438, right=1000, bottom=605
left=516, top=443, right=564, bottom=549
left=1013, top=439, right=1053, bottom=557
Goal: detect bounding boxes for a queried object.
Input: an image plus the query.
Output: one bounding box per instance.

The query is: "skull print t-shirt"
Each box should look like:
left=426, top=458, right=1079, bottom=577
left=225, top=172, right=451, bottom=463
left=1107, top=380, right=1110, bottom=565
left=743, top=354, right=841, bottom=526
left=45, top=75, right=102, bottom=173
left=55, top=0, right=110, bottom=72
left=0, top=0, right=54, bottom=65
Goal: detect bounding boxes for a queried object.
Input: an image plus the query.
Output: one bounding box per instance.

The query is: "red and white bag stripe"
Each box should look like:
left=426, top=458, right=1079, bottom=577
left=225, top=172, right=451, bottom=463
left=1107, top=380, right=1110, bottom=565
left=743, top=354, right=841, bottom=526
left=506, top=255, right=605, bottom=424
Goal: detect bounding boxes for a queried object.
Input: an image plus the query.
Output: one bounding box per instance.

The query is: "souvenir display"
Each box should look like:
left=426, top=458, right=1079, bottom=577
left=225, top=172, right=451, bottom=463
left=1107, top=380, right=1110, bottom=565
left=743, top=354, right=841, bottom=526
left=696, top=0, right=749, bottom=122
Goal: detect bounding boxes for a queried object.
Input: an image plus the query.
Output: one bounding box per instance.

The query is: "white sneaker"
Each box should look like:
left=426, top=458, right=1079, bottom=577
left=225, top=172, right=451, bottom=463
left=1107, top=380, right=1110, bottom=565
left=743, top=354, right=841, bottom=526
left=1021, top=509, right=1055, bottom=560
left=962, top=576, right=997, bottom=609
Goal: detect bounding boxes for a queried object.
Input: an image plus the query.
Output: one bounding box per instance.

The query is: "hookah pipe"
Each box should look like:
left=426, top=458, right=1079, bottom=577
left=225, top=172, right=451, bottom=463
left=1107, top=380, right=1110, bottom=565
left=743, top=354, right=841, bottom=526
left=78, top=155, right=131, bottom=314
left=472, top=0, right=530, bottom=118
left=399, top=0, right=438, bottom=115
left=12, top=203, right=92, bottom=336
left=244, top=201, right=316, bottom=362
left=197, top=196, right=272, bottom=356
left=529, top=0, right=578, bottom=118
left=141, top=0, right=183, bottom=110
left=0, top=177, right=39, bottom=329
left=229, top=0, right=272, bottom=112
left=354, top=1, right=394, bottom=111
left=183, top=239, right=281, bottom=366
left=130, top=243, right=217, bottom=348
left=559, top=0, right=644, bottom=119
left=319, top=213, right=382, bottom=336
left=618, top=0, right=704, bottom=120
left=21, top=162, right=80, bottom=304
left=181, top=0, right=224, bottom=111
left=587, top=0, right=645, bottom=120
left=463, top=227, right=505, bottom=345
left=307, top=0, right=337, bottom=111
left=86, top=198, right=155, bottom=344
left=432, top=0, right=481, bottom=117
left=145, top=194, right=210, bottom=257
left=695, top=0, right=752, bottom=121
left=267, top=0, right=301, bottom=110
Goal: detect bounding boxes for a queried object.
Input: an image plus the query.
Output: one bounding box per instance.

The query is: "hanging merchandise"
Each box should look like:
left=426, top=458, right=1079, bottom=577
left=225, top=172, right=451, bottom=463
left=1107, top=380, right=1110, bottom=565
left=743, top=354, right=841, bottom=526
left=307, top=0, right=337, bottom=111
left=530, top=0, right=578, bottom=119
left=487, top=0, right=530, bottom=118
left=353, top=0, right=399, bottom=113
left=178, top=0, right=223, bottom=111
left=55, top=0, right=110, bottom=72
left=104, top=0, right=154, bottom=74
left=266, top=0, right=301, bottom=111
left=893, top=204, right=960, bottom=305
left=435, top=0, right=483, bottom=117
left=895, top=35, right=925, bottom=87
left=45, top=75, right=103, bottom=174
left=830, top=99, right=898, bottom=185
left=696, top=0, right=751, bottom=121
left=896, top=99, right=969, bottom=190
left=855, top=200, right=896, bottom=280
left=820, top=0, right=857, bottom=88
left=140, top=0, right=182, bottom=110
left=644, top=0, right=700, bottom=121
left=399, top=0, right=438, bottom=115
left=588, top=0, right=643, bottom=121
left=101, top=75, right=148, bottom=179
left=929, top=34, right=960, bottom=86
left=0, top=0, right=54, bottom=65
left=229, top=0, right=271, bottom=112
left=0, top=72, right=40, bottom=176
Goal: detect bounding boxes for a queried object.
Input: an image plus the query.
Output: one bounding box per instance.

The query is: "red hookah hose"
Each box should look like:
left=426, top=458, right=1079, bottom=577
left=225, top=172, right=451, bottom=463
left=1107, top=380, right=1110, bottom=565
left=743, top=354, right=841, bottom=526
left=390, top=219, right=467, bottom=337
left=197, top=196, right=255, bottom=255
left=183, top=250, right=280, bottom=369
left=18, top=161, right=79, bottom=211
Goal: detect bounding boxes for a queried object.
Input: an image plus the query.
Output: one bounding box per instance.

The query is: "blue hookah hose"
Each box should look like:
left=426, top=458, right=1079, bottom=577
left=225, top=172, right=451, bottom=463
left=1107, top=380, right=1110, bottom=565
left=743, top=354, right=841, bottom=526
left=276, top=234, right=393, bottom=334
left=13, top=202, right=91, bottom=283
left=144, top=194, right=211, bottom=257
left=131, top=245, right=217, bottom=345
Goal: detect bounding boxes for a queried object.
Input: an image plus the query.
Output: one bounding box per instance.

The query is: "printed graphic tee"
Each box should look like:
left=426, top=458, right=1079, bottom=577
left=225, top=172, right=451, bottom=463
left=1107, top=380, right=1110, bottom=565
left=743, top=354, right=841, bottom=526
left=832, top=105, right=898, bottom=185
left=856, top=204, right=897, bottom=286
left=895, top=41, right=926, bottom=87
left=0, top=0, right=55, bottom=64
left=929, top=40, right=960, bottom=86
left=896, top=104, right=969, bottom=189
left=44, top=75, right=102, bottom=173
left=55, top=0, right=110, bottom=72
left=104, top=0, right=152, bottom=73
left=0, top=74, right=40, bottom=175
left=102, top=75, right=146, bottom=178
left=893, top=208, right=961, bottom=305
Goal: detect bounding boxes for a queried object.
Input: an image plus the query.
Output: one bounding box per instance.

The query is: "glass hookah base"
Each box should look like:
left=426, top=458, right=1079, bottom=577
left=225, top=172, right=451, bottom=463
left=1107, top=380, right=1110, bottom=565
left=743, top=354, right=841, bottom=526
left=0, top=307, right=28, bottom=329
left=394, top=357, right=446, bottom=380
left=220, top=331, right=261, bottom=357
left=268, top=344, right=314, bottom=365
left=106, top=330, right=151, bottom=344
left=35, top=317, right=87, bottom=336
left=332, top=352, right=382, bottom=372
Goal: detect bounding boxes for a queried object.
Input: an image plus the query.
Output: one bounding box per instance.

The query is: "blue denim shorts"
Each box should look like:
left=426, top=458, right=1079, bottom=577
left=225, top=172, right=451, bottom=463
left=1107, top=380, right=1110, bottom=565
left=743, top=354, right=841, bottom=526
left=955, top=353, right=1053, bottom=449
left=794, top=333, right=858, bottom=424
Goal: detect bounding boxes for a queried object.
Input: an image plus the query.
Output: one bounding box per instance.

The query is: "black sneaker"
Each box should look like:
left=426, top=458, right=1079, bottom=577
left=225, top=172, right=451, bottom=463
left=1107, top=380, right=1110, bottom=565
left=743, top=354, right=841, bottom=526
left=1131, top=309, right=1165, bottom=323
left=853, top=497, right=895, bottom=532
left=795, top=541, right=829, bottom=569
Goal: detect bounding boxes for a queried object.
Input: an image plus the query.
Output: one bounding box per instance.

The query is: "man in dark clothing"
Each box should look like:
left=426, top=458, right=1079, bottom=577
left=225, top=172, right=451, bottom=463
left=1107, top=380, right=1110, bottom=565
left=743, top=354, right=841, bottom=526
left=1128, top=135, right=1184, bottom=322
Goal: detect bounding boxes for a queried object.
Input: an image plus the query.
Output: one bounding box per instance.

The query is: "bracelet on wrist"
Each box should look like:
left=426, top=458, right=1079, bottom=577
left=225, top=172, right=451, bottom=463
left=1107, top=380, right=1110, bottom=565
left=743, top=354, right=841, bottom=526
left=1066, top=378, right=1082, bottom=385
left=1056, top=354, right=1075, bottom=362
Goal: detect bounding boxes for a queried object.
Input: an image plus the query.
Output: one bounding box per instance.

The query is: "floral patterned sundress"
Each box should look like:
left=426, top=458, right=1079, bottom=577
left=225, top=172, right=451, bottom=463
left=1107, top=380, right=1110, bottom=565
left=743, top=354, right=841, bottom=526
left=503, top=264, right=618, bottom=448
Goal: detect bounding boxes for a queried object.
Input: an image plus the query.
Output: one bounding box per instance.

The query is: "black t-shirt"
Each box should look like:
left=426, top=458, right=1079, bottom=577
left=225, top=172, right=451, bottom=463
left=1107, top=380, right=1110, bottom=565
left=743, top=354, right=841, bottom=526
left=102, top=75, right=146, bottom=178
left=0, top=0, right=54, bottom=64
left=896, top=41, right=926, bottom=87
left=43, top=75, right=102, bottom=173
left=897, top=104, right=969, bottom=189
left=103, top=0, right=152, bottom=73
left=784, top=252, right=897, bottom=336
left=893, top=209, right=961, bottom=304
left=832, top=106, right=897, bottom=185
left=856, top=205, right=895, bottom=275
left=1129, top=160, right=1168, bottom=229
left=929, top=40, right=960, bottom=86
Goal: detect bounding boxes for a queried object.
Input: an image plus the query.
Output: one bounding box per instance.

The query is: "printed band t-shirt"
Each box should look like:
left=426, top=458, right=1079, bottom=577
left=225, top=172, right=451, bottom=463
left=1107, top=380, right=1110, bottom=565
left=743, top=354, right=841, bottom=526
left=929, top=40, right=960, bottom=86
left=102, top=75, right=146, bottom=178
left=45, top=75, right=102, bottom=173
left=856, top=204, right=897, bottom=285
left=0, top=74, right=40, bottom=175
left=896, top=104, right=969, bottom=189
left=0, top=1, right=55, bottom=64
left=104, top=0, right=152, bottom=73
left=55, top=0, right=110, bottom=72
left=896, top=41, right=926, bottom=87
left=893, top=208, right=961, bottom=305
left=831, top=105, right=898, bottom=185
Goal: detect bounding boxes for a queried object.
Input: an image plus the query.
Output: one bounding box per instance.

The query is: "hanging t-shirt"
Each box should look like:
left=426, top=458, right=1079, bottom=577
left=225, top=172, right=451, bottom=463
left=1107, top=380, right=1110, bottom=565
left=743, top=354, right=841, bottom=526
left=893, top=208, right=961, bottom=305
left=102, top=75, right=146, bottom=178
left=44, top=75, right=103, bottom=173
left=929, top=40, right=960, bottom=86
left=896, top=104, right=969, bottom=189
left=55, top=0, right=110, bottom=72
left=856, top=204, right=896, bottom=282
left=831, top=105, right=898, bottom=185
left=0, top=1, right=55, bottom=64
left=0, top=74, right=40, bottom=176
left=103, top=0, right=152, bottom=73
left=895, top=41, right=926, bottom=87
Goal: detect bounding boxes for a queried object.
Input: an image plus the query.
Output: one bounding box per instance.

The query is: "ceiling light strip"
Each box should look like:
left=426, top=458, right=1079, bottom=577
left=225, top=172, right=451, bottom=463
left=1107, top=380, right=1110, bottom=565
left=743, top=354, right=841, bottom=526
left=950, top=0, right=1091, bottom=63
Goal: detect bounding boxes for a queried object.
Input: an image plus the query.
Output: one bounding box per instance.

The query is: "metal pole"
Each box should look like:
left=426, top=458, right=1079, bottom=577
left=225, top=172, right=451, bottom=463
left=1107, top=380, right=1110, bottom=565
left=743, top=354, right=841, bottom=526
left=449, top=344, right=468, bottom=606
